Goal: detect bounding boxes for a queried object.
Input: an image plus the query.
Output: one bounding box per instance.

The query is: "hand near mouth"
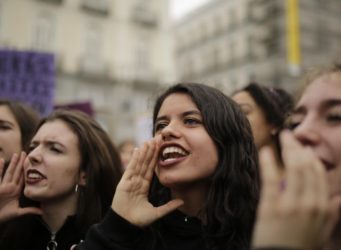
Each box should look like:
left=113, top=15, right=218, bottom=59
left=252, top=130, right=341, bottom=250
left=0, top=152, right=42, bottom=224
left=111, top=139, right=184, bottom=227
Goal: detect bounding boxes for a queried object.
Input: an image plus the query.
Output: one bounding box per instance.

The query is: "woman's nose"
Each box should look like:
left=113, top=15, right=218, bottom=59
left=160, top=122, right=181, bottom=141
left=293, top=118, right=321, bottom=146
left=28, top=147, right=43, bottom=165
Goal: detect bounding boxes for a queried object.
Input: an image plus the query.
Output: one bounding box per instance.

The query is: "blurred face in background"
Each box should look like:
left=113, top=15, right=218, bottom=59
left=233, top=91, right=275, bottom=149
left=291, top=72, right=341, bottom=197
left=0, top=105, right=22, bottom=162
left=119, top=141, right=135, bottom=169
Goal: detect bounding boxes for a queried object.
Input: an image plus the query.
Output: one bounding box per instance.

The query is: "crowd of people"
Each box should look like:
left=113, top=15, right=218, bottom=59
left=0, top=64, right=340, bottom=250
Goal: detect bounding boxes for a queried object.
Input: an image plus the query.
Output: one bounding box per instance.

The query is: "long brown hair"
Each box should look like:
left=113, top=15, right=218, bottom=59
left=0, top=109, right=122, bottom=248
left=36, top=109, right=122, bottom=232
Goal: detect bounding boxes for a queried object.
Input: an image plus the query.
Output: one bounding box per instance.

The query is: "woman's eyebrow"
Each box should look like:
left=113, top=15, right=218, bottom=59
left=322, top=99, right=341, bottom=109
left=182, top=110, right=201, bottom=116
left=30, top=139, right=66, bottom=150
left=45, top=140, right=66, bottom=149
left=292, top=106, right=306, bottom=115
left=155, top=110, right=201, bottom=123
left=0, top=120, right=15, bottom=126
left=155, top=116, right=167, bottom=124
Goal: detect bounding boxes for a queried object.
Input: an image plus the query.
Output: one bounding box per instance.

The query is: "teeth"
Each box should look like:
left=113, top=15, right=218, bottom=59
left=162, top=146, right=187, bottom=157
left=28, top=172, right=43, bottom=179
left=164, top=158, right=176, bottom=162
left=162, top=146, right=187, bottom=159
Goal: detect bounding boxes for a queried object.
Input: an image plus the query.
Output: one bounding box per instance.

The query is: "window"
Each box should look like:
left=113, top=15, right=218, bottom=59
left=84, top=23, right=102, bottom=59
left=135, top=0, right=150, bottom=9
left=212, top=47, right=220, bottom=70
left=135, top=37, right=151, bottom=79
left=316, top=0, right=327, bottom=10
left=200, top=23, right=207, bottom=41
left=214, top=15, right=223, bottom=35
left=229, top=41, right=235, bottom=63
left=82, top=0, right=109, bottom=15
left=136, top=39, right=149, bottom=69
left=316, top=21, right=329, bottom=50
left=132, top=0, right=156, bottom=26
left=228, top=8, right=236, bottom=29
left=32, top=13, right=55, bottom=51
left=81, top=22, right=104, bottom=75
left=247, top=35, right=253, bottom=59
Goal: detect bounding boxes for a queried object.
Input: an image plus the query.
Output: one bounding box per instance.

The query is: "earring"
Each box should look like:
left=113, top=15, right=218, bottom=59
left=75, top=184, right=79, bottom=193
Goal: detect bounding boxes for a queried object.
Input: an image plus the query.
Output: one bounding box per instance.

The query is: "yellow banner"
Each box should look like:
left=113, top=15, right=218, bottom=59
left=286, top=0, right=301, bottom=74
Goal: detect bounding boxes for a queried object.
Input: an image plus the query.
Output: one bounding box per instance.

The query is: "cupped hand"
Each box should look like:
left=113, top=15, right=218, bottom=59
left=0, top=152, right=42, bottom=223
left=252, top=130, right=341, bottom=250
left=112, top=139, right=184, bottom=227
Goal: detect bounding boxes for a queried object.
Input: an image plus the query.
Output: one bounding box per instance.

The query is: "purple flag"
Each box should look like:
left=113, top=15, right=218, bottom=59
left=0, top=49, right=55, bottom=115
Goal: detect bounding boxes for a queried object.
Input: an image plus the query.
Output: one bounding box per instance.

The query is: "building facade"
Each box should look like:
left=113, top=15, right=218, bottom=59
left=174, top=0, right=341, bottom=93
left=0, top=0, right=175, bottom=143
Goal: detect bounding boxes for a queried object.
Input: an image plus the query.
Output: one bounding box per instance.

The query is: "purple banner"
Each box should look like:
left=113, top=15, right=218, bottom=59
left=0, top=49, right=55, bottom=115
left=54, top=101, right=94, bottom=117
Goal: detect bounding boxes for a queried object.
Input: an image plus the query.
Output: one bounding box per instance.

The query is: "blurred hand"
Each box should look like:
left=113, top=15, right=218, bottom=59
left=112, top=139, right=183, bottom=227
left=0, top=152, right=42, bottom=223
left=252, top=131, right=341, bottom=250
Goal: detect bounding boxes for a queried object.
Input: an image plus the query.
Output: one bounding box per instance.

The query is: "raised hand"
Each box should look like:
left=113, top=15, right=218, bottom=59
left=112, top=139, right=184, bottom=227
left=0, top=152, right=42, bottom=223
left=252, top=130, right=341, bottom=250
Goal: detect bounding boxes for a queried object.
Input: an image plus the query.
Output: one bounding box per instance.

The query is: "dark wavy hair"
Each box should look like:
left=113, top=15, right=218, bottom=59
left=238, top=83, right=293, bottom=131
left=150, top=83, right=260, bottom=250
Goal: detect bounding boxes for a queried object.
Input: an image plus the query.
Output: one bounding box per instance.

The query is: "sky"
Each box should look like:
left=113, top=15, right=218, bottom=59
left=170, top=0, right=210, bottom=20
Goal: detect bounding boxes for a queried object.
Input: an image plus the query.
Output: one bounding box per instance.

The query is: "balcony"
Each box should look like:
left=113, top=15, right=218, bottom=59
left=131, top=5, right=157, bottom=27
left=78, top=57, right=108, bottom=80
left=131, top=68, right=159, bottom=90
left=81, top=0, right=109, bottom=16
left=36, top=0, right=63, bottom=4
left=248, top=1, right=281, bottom=23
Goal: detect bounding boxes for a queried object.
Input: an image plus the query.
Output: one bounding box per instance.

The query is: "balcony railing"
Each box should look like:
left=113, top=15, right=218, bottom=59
left=81, top=0, right=109, bottom=16
left=131, top=5, right=157, bottom=27
left=78, top=57, right=108, bottom=80
left=36, top=0, right=63, bottom=4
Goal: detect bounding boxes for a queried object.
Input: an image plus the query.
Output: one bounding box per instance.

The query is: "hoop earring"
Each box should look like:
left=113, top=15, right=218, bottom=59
left=75, top=184, right=79, bottom=193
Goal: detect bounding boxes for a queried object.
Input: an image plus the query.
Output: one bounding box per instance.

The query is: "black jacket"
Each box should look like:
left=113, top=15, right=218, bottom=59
left=0, top=215, right=84, bottom=250
left=77, top=209, right=208, bottom=250
left=76, top=209, right=299, bottom=250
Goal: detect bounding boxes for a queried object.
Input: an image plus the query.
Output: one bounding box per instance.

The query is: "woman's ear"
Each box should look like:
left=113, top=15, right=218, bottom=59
left=270, top=126, right=279, bottom=136
left=78, top=171, right=87, bottom=186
